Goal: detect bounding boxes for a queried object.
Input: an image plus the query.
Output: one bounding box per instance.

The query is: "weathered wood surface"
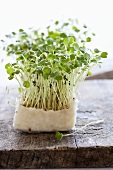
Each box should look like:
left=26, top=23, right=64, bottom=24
left=86, top=70, right=113, bottom=80
left=86, top=58, right=113, bottom=79
left=0, top=80, right=113, bottom=168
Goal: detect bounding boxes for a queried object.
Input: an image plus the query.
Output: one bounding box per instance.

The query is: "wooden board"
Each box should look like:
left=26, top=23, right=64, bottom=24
left=86, top=57, right=113, bottom=79
left=86, top=70, right=113, bottom=80
left=0, top=80, right=113, bottom=168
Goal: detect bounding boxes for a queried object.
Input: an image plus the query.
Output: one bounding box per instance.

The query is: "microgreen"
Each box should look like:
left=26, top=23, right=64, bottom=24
left=86, top=37, right=91, bottom=42
left=55, top=131, right=63, bottom=140
left=2, top=19, right=108, bottom=110
left=23, top=81, right=30, bottom=88
left=55, top=119, right=104, bottom=140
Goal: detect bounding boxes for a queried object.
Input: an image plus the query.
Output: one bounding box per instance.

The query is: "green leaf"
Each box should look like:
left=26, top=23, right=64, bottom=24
left=16, top=56, right=24, bottom=61
left=21, top=35, right=27, bottom=39
left=61, top=58, right=69, bottom=63
left=12, top=32, right=16, bottom=35
left=55, top=21, right=59, bottom=25
left=5, top=34, right=11, bottom=38
left=100, top=52, right=108, bottom=58
left=81, top=40, right=85, bottom=43
left=69, top=36, right=75, bottom=44
left=80, top=47, right=86, bottom=53
left=92, top=33, right=96, bottom=36
left=83, top=60, right=88, bottom=65
left=83, top=31, right=87, bottom=35
left=36, top=69, right=43, bottom=74
left=15, top=70, right=20, bottom=74
left=84, top=53, right=90, bottom=59
left=48, top=31, right=60, bottom=39
left=68, top=47, right=74, bottom=53
left=7, top=67, right=15, bottom=75
left=94, top=48, right=100, bottom=53
left=43, top=73, right=49, bottom=79
left=41, top=32, right=44, bottom=36
left=8, top=76, right=14, bottom=80
left=72, top=26, right=80, bottom=32
left=19, top=29, right=24, bottom=32
left=15, top=51, right=22, bottom=55
left=70, top=54, right=75, bottom=60
left=63, top=22, right=69, bottom=26
left=62, top=65, right=71, bottom=73
left=18, top=87, right=23, bottom=93
left=86, top=37, right=91, bottom=42
left=47, top=38, right=54, bottom=45
left=55, top=75, right=62, bottom=81
left=43, top=66, right=51, bottom=74
left=29, top=50, right=35, bottom=55
left=38, top=59, right=47, bottom=66
left=50, top=72, right=58, bottom=78
left=23, top=81, right=30, bottom=88
left=47, top=54, right=55, bottom=60
left=34, top=30, right=38, bottom=35
left=7, top=52, right=11, bottom=56
left=1, top=39, right=4, bottom=42
left=63, top=37, right=68, bottom=45
left=55, top=131, right=63, bottom=140
left=9, top=44, right=14, bottom=48
left=73, top=43, right=79, bottom=50
left=60, top=33, right=67, bottom=38
left=87, top=71, right=92, bottom=76
left=91, top=59, right=97, bottom=63
left=83, top=25, right=87, bottom=28
left=5, top=63, right=10, bottom=69
left=74, top=60, right=82, bottom=68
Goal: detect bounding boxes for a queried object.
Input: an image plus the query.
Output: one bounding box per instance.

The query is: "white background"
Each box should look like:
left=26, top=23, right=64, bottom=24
left=0, top=0, right=113, bottom=53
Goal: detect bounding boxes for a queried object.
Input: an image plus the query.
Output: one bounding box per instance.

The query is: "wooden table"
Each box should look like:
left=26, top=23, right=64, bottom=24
left=0, top=80, right=113, bottom=168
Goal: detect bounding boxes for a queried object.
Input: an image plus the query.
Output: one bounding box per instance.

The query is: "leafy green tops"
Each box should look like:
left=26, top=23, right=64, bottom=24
left=1, top=19, right=108, bottom=110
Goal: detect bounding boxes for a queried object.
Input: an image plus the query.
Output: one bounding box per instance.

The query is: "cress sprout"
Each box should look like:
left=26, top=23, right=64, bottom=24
left=2, top=19, right=108, bottom=111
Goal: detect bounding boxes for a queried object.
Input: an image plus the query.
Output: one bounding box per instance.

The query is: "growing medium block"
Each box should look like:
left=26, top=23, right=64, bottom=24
left=13, top=100, right=77, bottom=132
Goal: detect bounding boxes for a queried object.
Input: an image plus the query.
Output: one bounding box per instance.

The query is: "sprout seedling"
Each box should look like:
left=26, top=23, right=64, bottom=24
left=1, top=19, right=108, bottom=135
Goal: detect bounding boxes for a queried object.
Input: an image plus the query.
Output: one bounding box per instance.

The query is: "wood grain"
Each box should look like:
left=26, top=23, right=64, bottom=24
left=86, top=70, right=113, bottom=80
left=0, top=80, right=113, bottom=168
